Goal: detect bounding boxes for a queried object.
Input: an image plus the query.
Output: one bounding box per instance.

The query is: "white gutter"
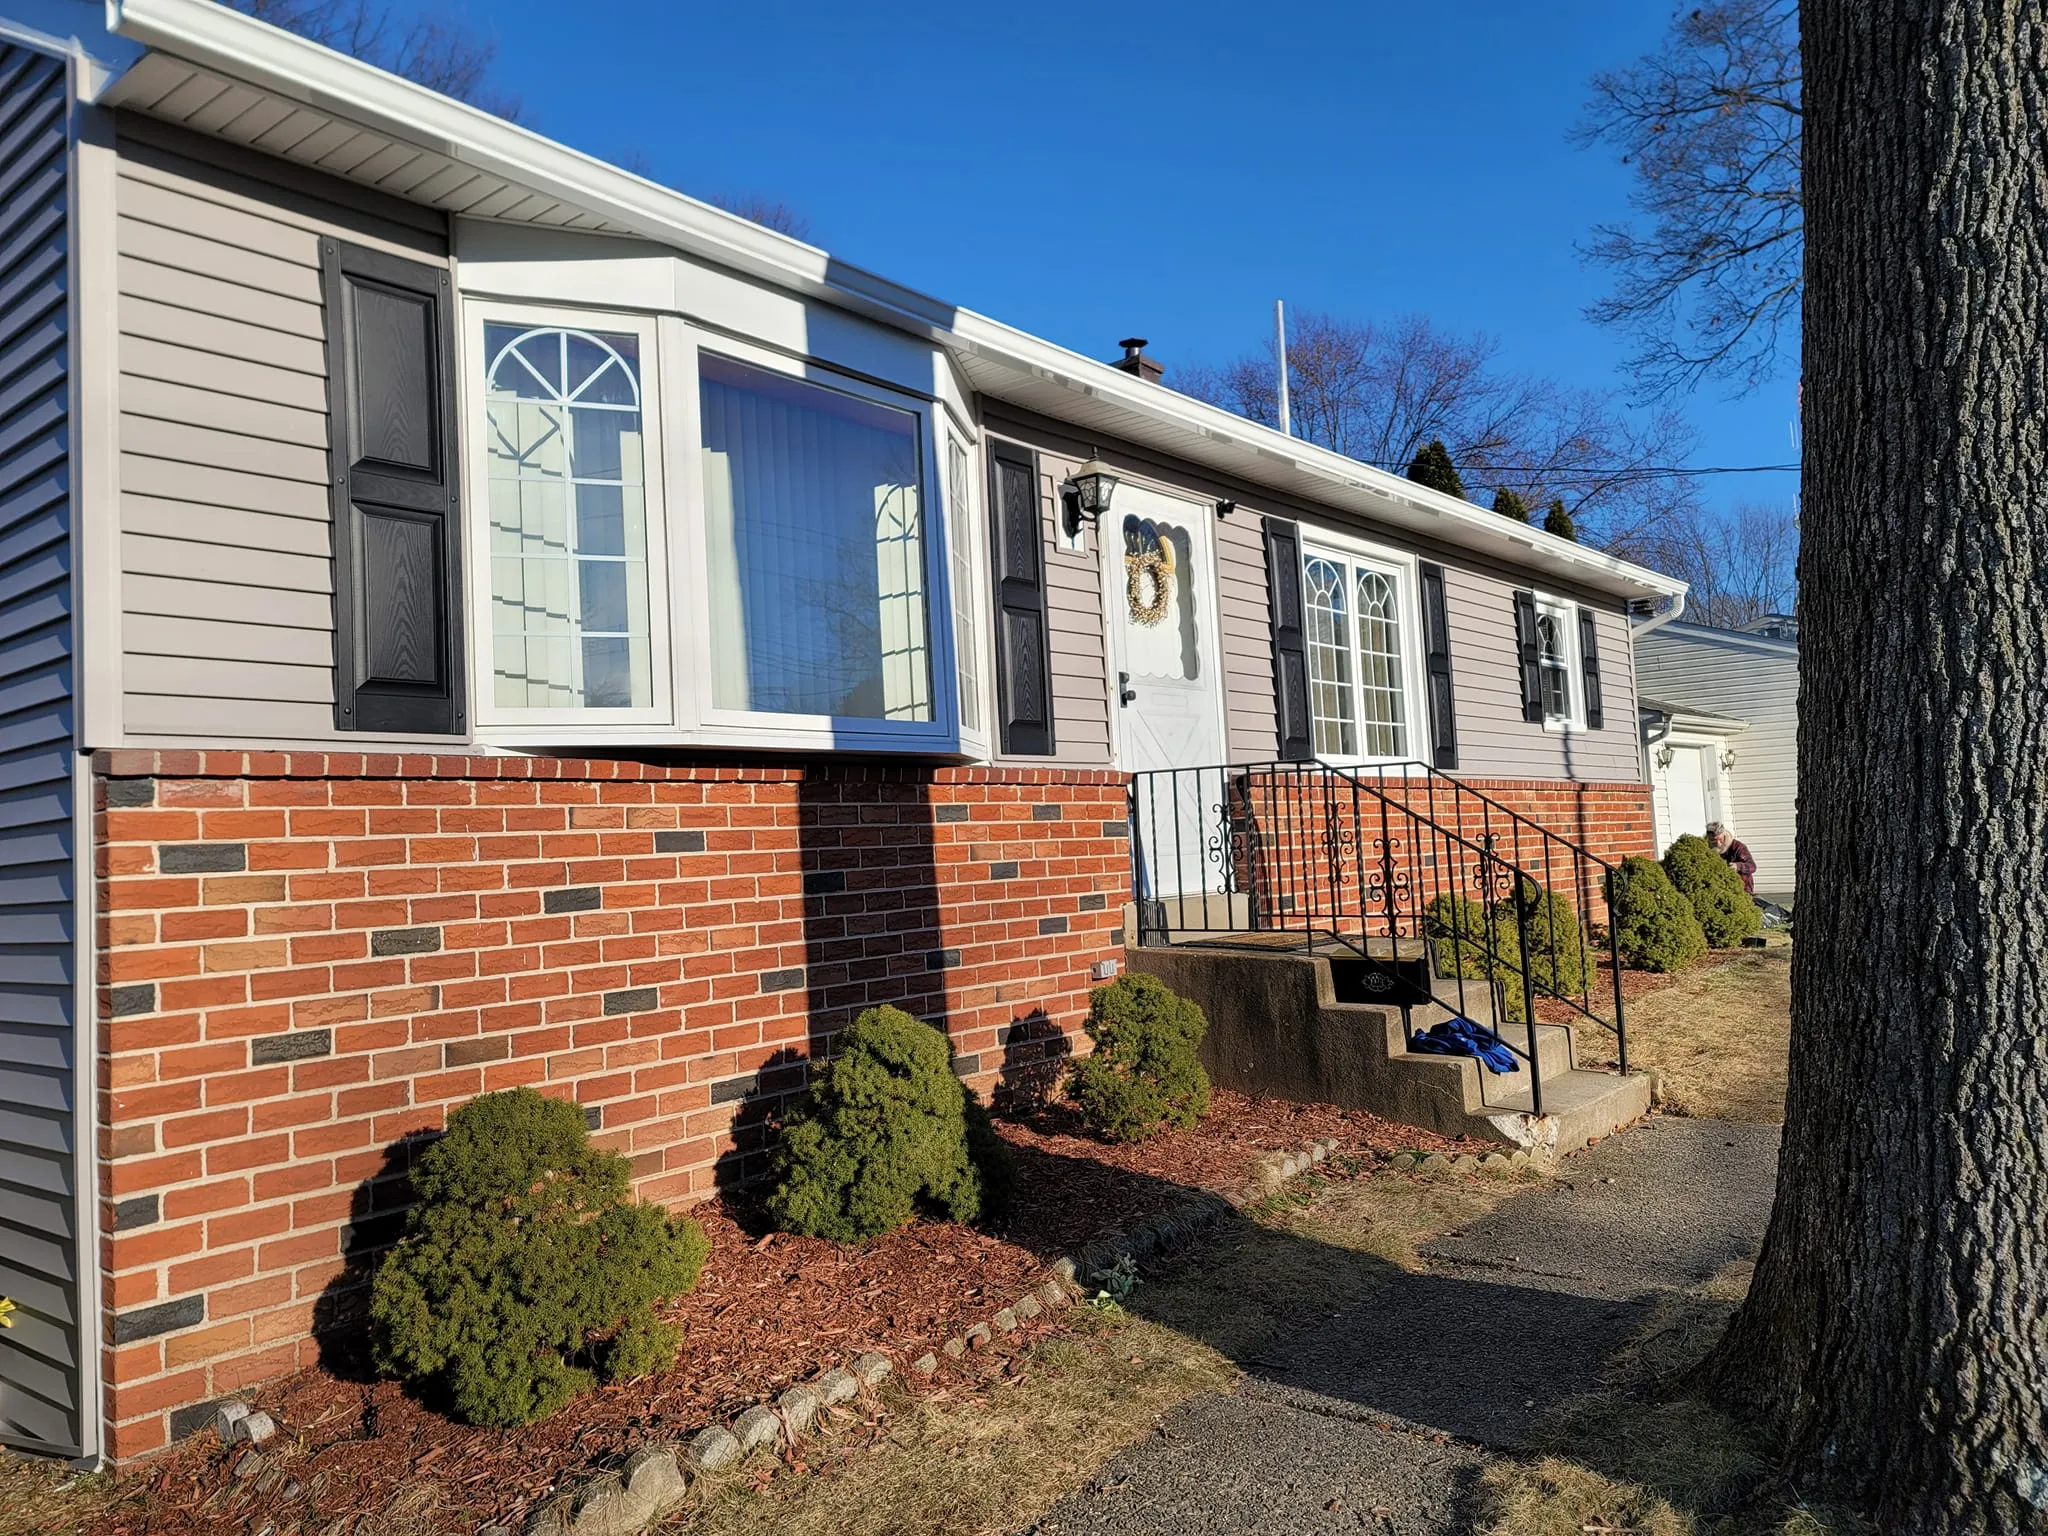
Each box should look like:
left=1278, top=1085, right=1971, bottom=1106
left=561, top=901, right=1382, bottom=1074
left=1628, top=590, right=1690, bottom=637
left=104, top=0, right=1691, bottom=605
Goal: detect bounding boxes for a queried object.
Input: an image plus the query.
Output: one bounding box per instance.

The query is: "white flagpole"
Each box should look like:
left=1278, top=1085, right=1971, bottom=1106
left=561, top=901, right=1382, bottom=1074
left=1275, top=299, right=1291, bottom=437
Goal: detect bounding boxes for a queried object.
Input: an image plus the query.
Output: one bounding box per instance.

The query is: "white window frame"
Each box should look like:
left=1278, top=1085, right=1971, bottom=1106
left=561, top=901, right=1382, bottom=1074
left=1298, top=527, right=1432, bottom=768
left=665, top=327, right=963, bottom=753
left=940, top=415, right=992, bottom=762
left=1533, top=593, right=1583, bottom=731
left=463, top=301, right=676, bottom=731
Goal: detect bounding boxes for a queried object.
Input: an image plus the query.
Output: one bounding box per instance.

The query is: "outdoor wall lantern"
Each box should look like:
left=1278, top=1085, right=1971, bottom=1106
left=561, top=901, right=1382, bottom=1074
left=1654, top=745, right=1675, bottom=770
left=1215, top=497, right=1238, bottom=519
left=1720, top=747, right=1739, bottom=771
left=1061, top=456, right=1120, bottom=539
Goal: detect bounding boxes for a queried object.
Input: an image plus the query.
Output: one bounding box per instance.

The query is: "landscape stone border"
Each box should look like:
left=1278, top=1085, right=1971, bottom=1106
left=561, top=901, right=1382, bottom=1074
left=501, top=1133, right=1349, bottom=1535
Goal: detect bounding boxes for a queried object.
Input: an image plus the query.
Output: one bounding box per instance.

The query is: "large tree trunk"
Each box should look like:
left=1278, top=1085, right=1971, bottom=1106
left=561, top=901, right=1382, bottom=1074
left=1698, top=4, right=2048, bottom=1528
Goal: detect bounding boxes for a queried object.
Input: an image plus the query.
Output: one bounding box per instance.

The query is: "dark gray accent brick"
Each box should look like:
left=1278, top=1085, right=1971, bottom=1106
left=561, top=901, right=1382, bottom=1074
left=951, top=1053, right=981, bottom=1078
left=1032, top=803, right=1062, bottom=821
left=604, top=986, right=659, bottom=1016
left=760, top=967, right=806, bottom=993
left=710, top=1072, right=758, bottom=1105
left=444, top=1036, right=510, bottom=1067
left=1100, top=821, right=1131, bottom=839
left=926, top=948, right=961, bottom=971
left=1110, top=927, right=1127, bottom=947
left=251, top=1029, right=332, bottom=1065
left=112, top=1194, right=160, bottom=1231
left=1079, top=892, right=1108, bottom=911
left=1039, top=916, right=1070, bottom=936
left=116, top=1295, right=204, bottom=1343
left=170, top=1397, right=231, bottom=1443
left=989, top=861, right=1019, bottom=880
left=160, top=843, right=245, bottom=874
left=543, top=886, right=602, bottom=914
left=655, top=829, right=707, bottom=853
left=583, top=1105, right=602, bottom=1131
left=105, top=779, right=155, bottom=808
left=935, top=804, right=970, bottom=823
left=803, top=870, right=846, bottom=896
left=371, top=926, right=441, bottom=956
left=108, top=983, right=155, bottom=1018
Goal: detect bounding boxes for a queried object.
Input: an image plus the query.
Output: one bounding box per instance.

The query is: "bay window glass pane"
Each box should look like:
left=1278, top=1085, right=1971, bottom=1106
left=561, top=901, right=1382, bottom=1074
left=948, top=437, right=982, bottom=733
left=700, top=353, right=932, bottom=721
left=485, top=323, right=653, bottom=709
left=1354, top=568, right=1408, bottom=758
left=1304, top=556, right=1357, bottom=757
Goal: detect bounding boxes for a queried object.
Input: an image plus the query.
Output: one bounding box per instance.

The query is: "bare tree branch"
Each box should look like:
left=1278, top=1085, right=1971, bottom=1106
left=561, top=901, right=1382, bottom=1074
left=1172, top=309, right=1704, bottom=555
left=225, top=0, right=523, bottom=121
left=1634, top=501, right=1798, bottom=628
left=1575, top=0, right=1801, bottom=397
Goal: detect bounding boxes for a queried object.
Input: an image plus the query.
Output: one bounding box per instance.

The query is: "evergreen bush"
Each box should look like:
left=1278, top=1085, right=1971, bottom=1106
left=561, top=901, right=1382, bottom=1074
left=1066, top=974, right=1211, bottom=1142
left=1406, top=439, right=1467, bottom=499
left=766, top=1006, right=1009, bottom=1242
left=1544, top=498, right=1578, bottom=541
left=1424, top=892, right=1512, bottom=980
left=1662, top=833, right=1763, bottom=947
left=1492, top=487, right=1531, bottom=522
left=1606, top=856, right=1708, bottom=972
left=1512, top=877, right=1592, bottom=999
left=369, top=1087, right=710, bottom=1428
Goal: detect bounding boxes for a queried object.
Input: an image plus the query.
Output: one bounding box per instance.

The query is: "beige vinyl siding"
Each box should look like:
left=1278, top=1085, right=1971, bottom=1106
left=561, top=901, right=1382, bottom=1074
left=1030, top=447, right=1113, bottom=768
left=1439, top=563, right=1641, bottom=782
left=1637, top=625, right=1798, bottom=896
left=112, top=116, right=447, bottom=743
left=1217, top=512, right=1277, bottom=762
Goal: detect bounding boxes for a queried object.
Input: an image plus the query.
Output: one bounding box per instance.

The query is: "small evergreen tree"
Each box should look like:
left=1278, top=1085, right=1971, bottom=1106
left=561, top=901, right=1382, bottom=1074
left=370, top=1088, right=710, bottom=1428
left=1406, top=439, right=1467, bottom=500
left=1067, top=974, right=1211, bottom=1141
left=1492, top=487, right=1531, bottom=522
left=766, top=1006, right=1010, bottom=1242
left=1544, top=497, right=1578, bottom=541
left=1605, top=856, right=1708, bottom=972
left=1662, top=833, right=1763, bottom=947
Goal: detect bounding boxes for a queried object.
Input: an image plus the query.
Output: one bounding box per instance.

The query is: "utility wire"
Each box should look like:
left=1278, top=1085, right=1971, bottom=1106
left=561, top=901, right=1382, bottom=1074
left=1361, top=460, right=1799, bottom=479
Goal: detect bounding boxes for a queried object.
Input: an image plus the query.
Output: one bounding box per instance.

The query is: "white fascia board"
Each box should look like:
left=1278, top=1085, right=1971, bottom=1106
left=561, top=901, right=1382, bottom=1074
left=103, top=0, right=1690, bottom=606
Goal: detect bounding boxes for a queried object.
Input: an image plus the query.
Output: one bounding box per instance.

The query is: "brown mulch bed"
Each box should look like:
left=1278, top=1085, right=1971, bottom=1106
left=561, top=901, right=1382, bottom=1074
left=90, top=1092, right=1482, bottom=1536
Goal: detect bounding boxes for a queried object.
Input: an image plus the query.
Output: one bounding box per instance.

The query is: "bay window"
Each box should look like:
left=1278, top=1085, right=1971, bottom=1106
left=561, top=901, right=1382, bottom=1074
left=1302, top=541, right=1424, bottom=762
left=466, top=304, right=960, bottom=748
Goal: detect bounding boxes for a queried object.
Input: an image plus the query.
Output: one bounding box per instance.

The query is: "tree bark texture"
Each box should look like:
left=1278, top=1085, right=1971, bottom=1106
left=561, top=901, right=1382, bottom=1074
left=1700, top=4, right=2048, bottom=1528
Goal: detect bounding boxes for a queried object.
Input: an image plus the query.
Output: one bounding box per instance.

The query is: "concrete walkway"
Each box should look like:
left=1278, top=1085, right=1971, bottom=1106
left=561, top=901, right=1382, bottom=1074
left=1025, top=1116, right=1780, bottom=1536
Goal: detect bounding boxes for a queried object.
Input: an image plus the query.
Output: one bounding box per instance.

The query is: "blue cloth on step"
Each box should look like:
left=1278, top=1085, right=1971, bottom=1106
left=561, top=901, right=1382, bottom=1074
left=1407, top=1016, right=1521, bottom=1075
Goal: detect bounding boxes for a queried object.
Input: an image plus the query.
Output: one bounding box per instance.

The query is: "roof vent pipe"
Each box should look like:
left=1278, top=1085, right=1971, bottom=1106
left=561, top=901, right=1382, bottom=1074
left=1114, top=337, right=1163, bottom=384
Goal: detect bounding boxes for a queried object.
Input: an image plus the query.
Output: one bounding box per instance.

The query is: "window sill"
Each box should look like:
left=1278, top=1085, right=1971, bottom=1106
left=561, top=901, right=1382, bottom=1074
left=472, top=720, right=974, bottom=758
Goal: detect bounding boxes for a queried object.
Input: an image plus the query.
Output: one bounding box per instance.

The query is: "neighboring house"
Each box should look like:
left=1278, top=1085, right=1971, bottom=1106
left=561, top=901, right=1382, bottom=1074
left=0, top=0, right=1686, bottom=1462
left=1636, top=619, right=1800, bottom=901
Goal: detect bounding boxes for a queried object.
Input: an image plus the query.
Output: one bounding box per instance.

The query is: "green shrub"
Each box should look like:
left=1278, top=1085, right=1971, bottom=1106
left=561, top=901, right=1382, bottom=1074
left=766, top=1006, right=1009, bottom=1242
left=1425, top=892, right=1515, bottom=980
left=1514, top=878, right=1591, bottom=998
left=1606, top=856, right=1708, bottom=972
left=370, top=1087, right=710, bottom=1428
left=1067, top=974, right=1211, bottom=1142
left=1662, top=834, right=1763, bottom=948
left=1426, top=885, right=1586, bottom=1023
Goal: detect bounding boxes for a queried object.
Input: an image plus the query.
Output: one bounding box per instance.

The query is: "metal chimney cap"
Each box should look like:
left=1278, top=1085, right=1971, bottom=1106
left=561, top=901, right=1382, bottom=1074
left=1118, top=337, right=1149, bottom=357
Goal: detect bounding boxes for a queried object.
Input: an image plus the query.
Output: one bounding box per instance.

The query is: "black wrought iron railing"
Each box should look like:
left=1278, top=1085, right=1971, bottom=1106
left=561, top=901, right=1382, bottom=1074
left=1127, top=759, right=1629, bottom=1115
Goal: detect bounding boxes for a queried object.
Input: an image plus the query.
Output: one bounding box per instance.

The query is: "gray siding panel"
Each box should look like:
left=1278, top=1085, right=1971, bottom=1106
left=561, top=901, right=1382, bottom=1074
left=113, top=115, right=449, bottom=742
left=1215, top=511, right=1276, bottom=762
left=0, top=41, right=83, bottom=1458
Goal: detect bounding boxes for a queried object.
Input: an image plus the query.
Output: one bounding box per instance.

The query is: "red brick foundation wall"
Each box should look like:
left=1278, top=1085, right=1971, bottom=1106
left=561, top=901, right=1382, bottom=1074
left=92, top=751, right=1130, bottom=1458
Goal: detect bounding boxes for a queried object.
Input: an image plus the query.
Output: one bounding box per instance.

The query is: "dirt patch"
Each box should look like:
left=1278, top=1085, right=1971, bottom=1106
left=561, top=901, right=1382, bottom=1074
left=62, top=1091, right=1484, bottom=1536
left=1571, top=951, right=1791, bottom=1123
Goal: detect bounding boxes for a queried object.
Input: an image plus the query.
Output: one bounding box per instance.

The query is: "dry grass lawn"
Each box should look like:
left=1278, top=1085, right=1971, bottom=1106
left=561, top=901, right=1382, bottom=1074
left=1576, top=948, right=1792, bottom=1123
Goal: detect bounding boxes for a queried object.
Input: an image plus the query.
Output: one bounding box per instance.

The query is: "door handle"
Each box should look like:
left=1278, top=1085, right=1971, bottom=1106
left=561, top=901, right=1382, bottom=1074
left=1118, top=671, right=1137, bottom=706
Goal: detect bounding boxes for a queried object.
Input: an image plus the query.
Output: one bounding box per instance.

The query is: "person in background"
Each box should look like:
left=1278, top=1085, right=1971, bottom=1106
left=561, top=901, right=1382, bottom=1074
left=1706, top=821, right=1756, bottom=895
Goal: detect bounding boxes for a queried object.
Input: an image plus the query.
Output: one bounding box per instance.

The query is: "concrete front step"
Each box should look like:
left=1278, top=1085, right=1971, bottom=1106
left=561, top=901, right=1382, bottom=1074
left=1128, top=942, right=1649, bottom=1158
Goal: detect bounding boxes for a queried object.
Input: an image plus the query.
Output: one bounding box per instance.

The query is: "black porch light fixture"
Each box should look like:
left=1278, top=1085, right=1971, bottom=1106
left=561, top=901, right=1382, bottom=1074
left=1061, top=455, right=1120, bottom=539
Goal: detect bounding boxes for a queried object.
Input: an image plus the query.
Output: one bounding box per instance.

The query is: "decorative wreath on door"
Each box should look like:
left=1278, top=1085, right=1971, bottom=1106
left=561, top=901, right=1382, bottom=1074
left=1124, top=518, right=1176, bottom=627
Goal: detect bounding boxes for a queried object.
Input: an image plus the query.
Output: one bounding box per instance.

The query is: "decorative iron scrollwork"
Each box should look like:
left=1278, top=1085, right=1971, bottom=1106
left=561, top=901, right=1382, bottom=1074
left=1362, top=834, right=1414, bottom=936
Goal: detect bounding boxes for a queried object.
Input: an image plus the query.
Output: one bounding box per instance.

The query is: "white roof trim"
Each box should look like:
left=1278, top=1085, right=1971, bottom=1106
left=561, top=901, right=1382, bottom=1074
left=101, top=0, right=1687, bottom=602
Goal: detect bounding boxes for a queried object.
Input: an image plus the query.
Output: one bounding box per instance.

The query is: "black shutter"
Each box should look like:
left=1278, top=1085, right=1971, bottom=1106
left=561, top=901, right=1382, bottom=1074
left=321, top=239, right=464, bottom=735
left=1578, top=606, right=1605, bottom=729
left=1511, top=589, right=1544, bottom=723
left=1263, top=518, right=1313, bottom=761
left=1417, top=562, right=1458, bottom=769
left=986, top=440, right=1055, bottom=755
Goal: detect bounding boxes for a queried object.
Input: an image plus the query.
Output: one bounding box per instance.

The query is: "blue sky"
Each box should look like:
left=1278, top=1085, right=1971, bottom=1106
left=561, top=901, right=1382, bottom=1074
left=472, top=1, right=1800, bottom=517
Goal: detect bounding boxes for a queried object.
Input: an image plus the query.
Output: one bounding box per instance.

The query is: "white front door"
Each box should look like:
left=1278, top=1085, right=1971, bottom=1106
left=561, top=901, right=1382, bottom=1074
left=1110, top=485, right=1227, bottom=907
left=1665, top=744, right=1712, bottom=840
